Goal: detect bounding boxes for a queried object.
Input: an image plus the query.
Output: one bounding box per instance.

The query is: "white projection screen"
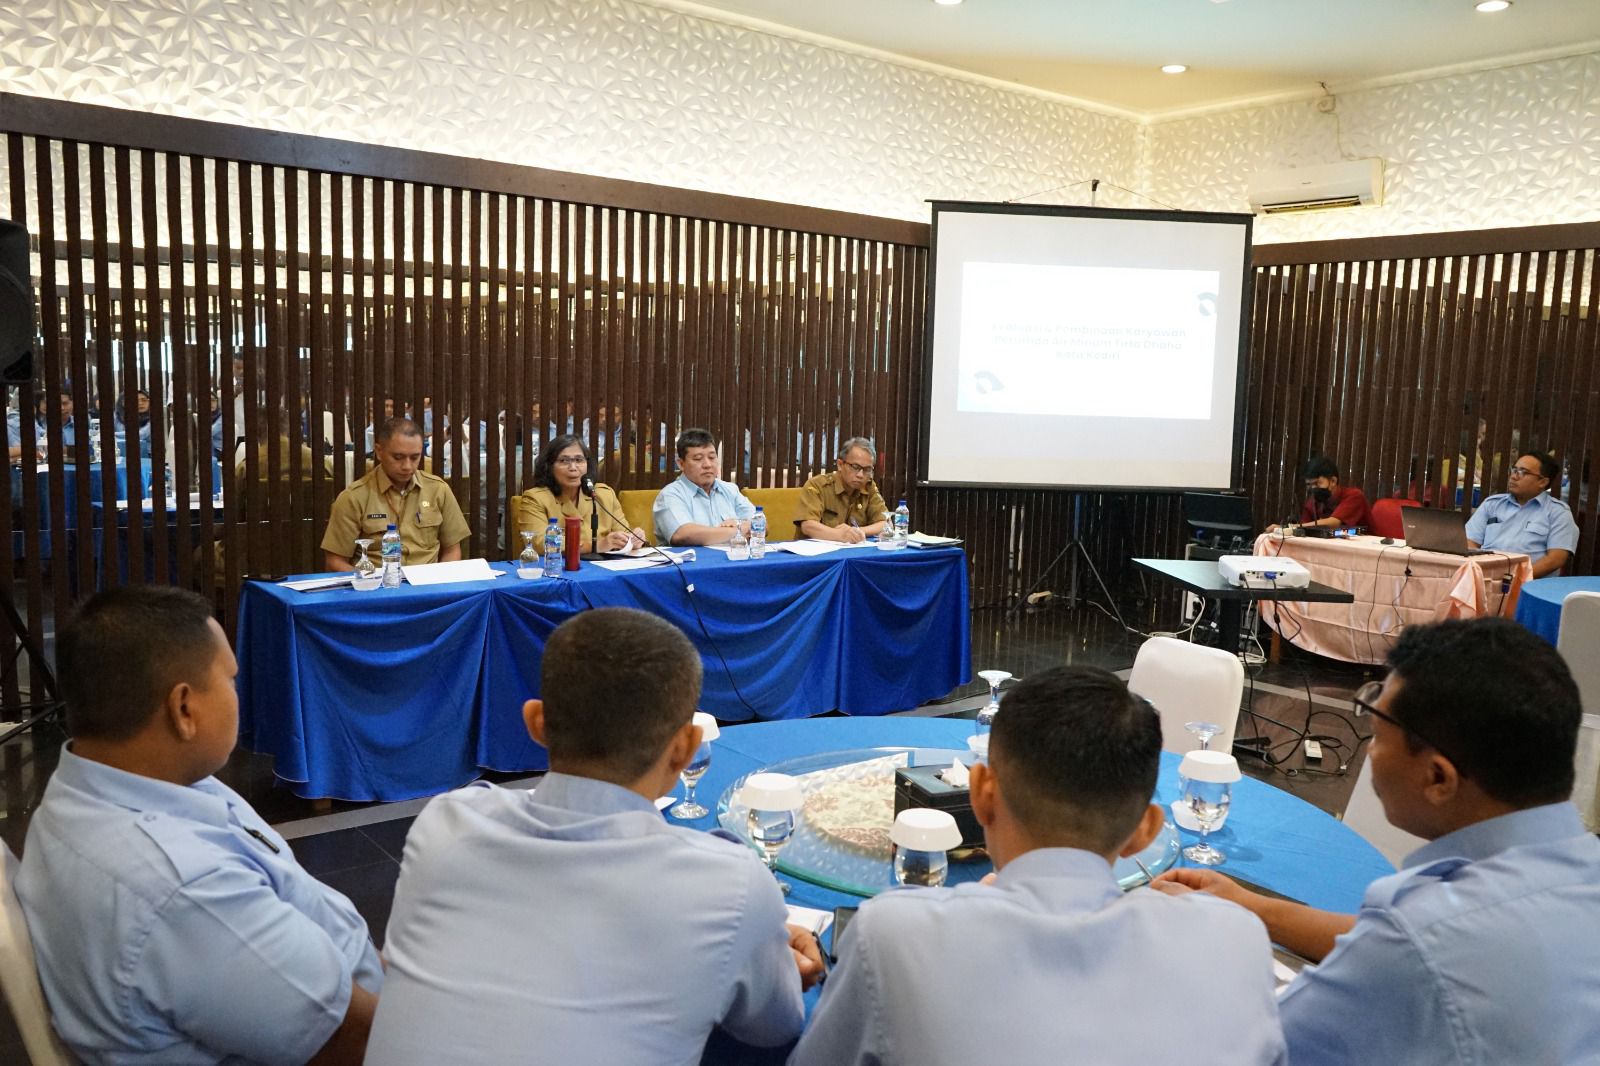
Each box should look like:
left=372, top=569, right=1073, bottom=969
left=921, top=202, right=1253, bottom=491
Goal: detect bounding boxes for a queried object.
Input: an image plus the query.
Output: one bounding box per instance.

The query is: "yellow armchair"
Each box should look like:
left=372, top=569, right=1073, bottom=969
left=741, top=486, right=804, bottom=542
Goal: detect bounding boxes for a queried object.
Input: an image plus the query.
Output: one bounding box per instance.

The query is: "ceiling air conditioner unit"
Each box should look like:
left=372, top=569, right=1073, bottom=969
left=1246, top=159, right=1384, bottom=215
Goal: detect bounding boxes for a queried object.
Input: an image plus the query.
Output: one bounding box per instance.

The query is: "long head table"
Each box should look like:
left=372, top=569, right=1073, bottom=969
left=236, top=547, right=970, bottom=800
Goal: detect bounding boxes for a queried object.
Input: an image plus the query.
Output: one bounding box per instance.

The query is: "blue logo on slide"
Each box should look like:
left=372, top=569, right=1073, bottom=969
left=974, top=371, right=1004, bottom=394
left=1197, top=291, right=1217, bottom=316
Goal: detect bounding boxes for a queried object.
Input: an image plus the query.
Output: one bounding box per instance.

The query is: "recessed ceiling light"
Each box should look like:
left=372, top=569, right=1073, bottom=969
left=1161, top=64, right=1189, bottom=75
left=1475, top=0, right=1511, bottom=11
left=933, top=0, right=963, bottom=6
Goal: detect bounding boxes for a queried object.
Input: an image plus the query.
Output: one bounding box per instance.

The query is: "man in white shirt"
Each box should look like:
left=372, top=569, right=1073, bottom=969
left=653, top=427, right=754, bottom=545
left=791, top=666, right=1287, bottom=1066
left=366, top=607, right=822, bottom=1066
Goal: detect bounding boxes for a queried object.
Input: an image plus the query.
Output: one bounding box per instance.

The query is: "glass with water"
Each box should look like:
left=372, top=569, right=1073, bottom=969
left=1180, top=777, right=1232, bottom=866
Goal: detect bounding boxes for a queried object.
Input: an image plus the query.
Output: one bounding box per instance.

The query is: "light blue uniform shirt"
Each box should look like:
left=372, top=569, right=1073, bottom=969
left=791, top=848, right=1287, bottom=1066
left=17, top=749, right=383, bottom=1066
left=366, top=773, right=804, bottom=1065
left=1278, top=803, right=1600, bottom=1066
left=653, top=472, right=755, bottom=544
left=1463, top=491, right=1579, bottom=564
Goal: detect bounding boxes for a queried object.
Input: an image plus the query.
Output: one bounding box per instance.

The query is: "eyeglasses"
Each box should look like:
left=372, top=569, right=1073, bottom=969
left=841, top=461, right=874, bottom=476
left=553, top=455, right=588, bottom=468
left=1352, top=680, right=1458, bottom=765
left=1508, top=465, right=1546, bottom=480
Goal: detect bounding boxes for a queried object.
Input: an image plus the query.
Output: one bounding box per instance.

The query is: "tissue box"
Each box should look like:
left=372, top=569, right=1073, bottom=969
left=893, top=765, right=982, bottom=849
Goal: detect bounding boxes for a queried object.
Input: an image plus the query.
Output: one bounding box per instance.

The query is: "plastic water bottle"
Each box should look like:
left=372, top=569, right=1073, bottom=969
left=749, top=506, right=767, bottom=559
left=728, top=523, right=749, bottom=561
left=542, top=517, right=562, bottom=579
left=380, top=524, right=403, bottom=587
left=893, top=499, right=910, bottom=548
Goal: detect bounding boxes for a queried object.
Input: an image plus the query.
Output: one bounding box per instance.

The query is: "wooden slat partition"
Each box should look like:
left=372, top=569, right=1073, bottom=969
left=3, top=88, right=1594, bottom=671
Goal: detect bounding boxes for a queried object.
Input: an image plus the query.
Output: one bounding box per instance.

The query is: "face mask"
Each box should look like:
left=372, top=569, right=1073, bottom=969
left=1309, top=486, right=1332, bottom=504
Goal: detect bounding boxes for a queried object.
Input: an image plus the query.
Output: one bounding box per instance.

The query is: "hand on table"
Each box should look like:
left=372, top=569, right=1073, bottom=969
left=786, top=923, right=827, bottom=990
left=835, top=524, right=865, bottom=544
left=1150, top=868, right=1261, bottom=909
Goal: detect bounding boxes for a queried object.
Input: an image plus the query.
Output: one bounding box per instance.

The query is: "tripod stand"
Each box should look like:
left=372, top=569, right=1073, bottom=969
left=1007, top=494, right=1120, bottom=622
left=0, top=584, right=63, bottom=747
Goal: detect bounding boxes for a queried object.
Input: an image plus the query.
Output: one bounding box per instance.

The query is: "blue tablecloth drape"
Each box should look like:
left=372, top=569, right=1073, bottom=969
left=1514, top=575, right=1600, bottom=644
left=237, top=549, right=970, bottom=800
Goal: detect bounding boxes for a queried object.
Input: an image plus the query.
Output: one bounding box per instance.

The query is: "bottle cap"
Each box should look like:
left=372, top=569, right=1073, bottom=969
left=387, top=523, right=396, bottom=531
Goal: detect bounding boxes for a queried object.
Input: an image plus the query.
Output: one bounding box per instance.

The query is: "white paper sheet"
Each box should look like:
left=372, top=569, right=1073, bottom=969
left=906, top=532, right=962, bottom=547
left=281, top=574, right=355, bottom=593
left=591, top=547, right=694, bottom=571
left=400, top=558, right=502, bottom=586
left=772, top=539, right=850, bottom=557
left=785, top=904, right=834, bottom=936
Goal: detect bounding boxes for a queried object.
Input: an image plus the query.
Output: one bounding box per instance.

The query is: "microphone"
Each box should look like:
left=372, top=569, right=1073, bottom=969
left=579, top=475, right=600, bottom=557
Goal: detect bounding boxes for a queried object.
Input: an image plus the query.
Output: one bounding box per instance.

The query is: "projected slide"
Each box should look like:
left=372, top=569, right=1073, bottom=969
left=957, top=262, right=1220, bottom=420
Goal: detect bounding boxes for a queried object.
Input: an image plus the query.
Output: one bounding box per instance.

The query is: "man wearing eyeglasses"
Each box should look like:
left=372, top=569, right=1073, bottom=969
left=797, top=437, right=889, bottom=544
left=1464, top=450, right=1577, bottom=578
left=1153, top=617, right=1600, bottom=1066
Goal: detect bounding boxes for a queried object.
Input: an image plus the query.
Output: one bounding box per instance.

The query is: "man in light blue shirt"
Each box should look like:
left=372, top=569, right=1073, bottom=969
left=653, top=426, right=754, bottom=545
left=1465, top=449, right=1578, bottom=577
left=367, top=607, right=822, bottom=1065
left=791, top=667, right=1287, bottom=1066
left=17, top=586, right=382, bottom=1066
left=1157, top=617, right=1600, bottom=1065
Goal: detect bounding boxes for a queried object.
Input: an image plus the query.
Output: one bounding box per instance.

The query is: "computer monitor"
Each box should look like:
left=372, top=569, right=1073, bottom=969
left=1183, top=492, right=1253, bottom=545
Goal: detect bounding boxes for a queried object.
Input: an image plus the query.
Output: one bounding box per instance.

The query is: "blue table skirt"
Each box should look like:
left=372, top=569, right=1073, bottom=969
left=237, top=549, right=971, bottom=800
left=688, top=717, right=1392, bottom=1065
left=1515, top=575, right=1600, bottom=644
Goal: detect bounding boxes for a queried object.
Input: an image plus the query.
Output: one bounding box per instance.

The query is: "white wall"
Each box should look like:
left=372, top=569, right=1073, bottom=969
left=3, top=0, right=1596, bottom=241
left=1147, top=53, right=1600, bottom=243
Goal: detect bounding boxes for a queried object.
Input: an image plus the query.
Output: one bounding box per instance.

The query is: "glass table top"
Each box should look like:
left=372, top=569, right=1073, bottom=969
left=715, top=745, right=1181, bottom=897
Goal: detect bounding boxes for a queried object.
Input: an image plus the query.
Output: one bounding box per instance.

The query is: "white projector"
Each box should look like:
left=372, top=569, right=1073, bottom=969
left=1218, top=555, right=1311, bottom=590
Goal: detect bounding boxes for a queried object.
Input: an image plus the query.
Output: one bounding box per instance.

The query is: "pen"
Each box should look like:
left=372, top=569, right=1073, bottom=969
left=1133, top=857, right=1154, bottom=884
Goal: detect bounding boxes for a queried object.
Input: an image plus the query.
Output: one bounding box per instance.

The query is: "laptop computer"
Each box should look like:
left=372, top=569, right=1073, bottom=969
left=1399, top=507, right=1495, bottom=556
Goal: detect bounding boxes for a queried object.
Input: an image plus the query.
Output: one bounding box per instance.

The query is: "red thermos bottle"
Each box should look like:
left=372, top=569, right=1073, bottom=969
left=564, top=515, right=581, bottom=571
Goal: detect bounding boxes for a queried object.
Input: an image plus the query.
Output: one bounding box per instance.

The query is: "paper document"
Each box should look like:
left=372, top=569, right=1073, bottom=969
left=906, top=532, right=962, bottom=548
left=281, top=574, right=355, bottom=593
left=401, top=558, right=502, bottom=586
left=592, top=547, right=695, bottom=571
left=785, top=904, right=834, bottom=936
left=773, top=539, right=850, bottom=557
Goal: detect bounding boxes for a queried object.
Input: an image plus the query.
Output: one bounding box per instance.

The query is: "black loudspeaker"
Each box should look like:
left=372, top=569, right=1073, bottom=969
left=0, top=218, right=35, bottom=385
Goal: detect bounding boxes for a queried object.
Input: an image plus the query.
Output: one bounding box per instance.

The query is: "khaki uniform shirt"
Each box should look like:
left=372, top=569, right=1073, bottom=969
left=514, top=484, right=629, bottom=551
left=798, top=472, right=888, bottom=529
left=320, top=467, right=470, bottom=566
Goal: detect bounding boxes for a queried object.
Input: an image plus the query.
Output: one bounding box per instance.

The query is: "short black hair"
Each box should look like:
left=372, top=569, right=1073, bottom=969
left=1385, top=617, right=1580, bottom=806
left=675, top=428, right=715, bottom=460
left=1303, top=456, right=1340, bottom=481
left=1519, top=450, right=1559, bottom=482
left=539, top=607, right=702, bottom=781
left=375, top=416, right=422, bottom=445
left=989, top=666, right=1161, bottom=853
left=532, top=434, right=589, bottom=495
left=57, top=586, right=220, bottom=741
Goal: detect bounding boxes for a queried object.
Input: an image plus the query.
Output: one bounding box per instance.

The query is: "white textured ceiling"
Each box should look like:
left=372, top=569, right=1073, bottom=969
left=660, top=0, right=1600, bottom=116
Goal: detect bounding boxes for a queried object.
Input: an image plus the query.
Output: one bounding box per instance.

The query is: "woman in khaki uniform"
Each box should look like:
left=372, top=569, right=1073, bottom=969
left=515, top=434, right=646, bottom=553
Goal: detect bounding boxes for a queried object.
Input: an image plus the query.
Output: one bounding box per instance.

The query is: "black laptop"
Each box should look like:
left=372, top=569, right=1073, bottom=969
left=1399, top=508, right=1495, bottom=556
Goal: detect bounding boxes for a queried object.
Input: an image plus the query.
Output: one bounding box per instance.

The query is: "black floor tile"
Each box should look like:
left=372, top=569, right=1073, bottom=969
left=288, top=827, right=391, bottom=878
left=317, top=859, right=401, bottom=949
left=360, top=816, right=416, bottom=863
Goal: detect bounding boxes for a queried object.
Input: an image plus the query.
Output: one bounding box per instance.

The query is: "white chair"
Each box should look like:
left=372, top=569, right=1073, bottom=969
left=0, top=843, right=76, bottom=1066
left=1556, top=591, right=1600, bottom=831
left=1342, top=755, right=1425, bottom=869
left=1128, top=636, right=1245, bottom=754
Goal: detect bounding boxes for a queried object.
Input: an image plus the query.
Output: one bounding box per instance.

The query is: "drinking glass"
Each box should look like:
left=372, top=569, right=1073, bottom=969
left=353, top=538, right=376, bottom=578
left=975, top=669, right=1012, bottom=737
left=1184, top=721, right=1222, bottom=751
left=741, top=772, right=803, bottom=894
left=890, top=808, right=962, bottom=888
left=670, top=712, right=720, bottom=820
left=517, top=530, right=538, bottom=570
left=1180, top=776, right=1232, bottom=866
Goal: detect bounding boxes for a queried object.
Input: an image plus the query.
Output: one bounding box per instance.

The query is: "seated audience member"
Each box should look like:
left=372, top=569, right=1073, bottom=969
left=33, top=387, right=78, bottom=453
left=791, top=666, right=1286, bottom=1066
left=653, top=427, right=755, bottom=546
left=513, top=434, right=645, bottom=552
left=1265, top=456, right=1372, bottom=533
left=797, top=436, right=890, bottom=543
left=320, top=416, right=469, bottom=571
left=1155, top=617, right=1600, bottom=1066
left=365, top=607, right=821, bottom=1064
left=17, top=586, right=382, bottom=1065
left=1465, top=450, right=1578, bottom=578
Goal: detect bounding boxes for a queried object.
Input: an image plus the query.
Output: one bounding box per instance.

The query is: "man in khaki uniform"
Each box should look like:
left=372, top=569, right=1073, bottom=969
left=797, top=437, right=889, bottom=544
left=321, top=417, right=470, bottom=571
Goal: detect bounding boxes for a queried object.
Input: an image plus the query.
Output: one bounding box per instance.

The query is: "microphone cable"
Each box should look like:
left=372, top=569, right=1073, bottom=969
left=586, top=489, right=763, bottom=720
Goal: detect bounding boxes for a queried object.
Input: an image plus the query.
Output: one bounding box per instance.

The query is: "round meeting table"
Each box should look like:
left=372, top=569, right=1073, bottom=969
left=684, top=716, right=1394, bottom=1065
left=1514, top=575, right=1600, bottom=644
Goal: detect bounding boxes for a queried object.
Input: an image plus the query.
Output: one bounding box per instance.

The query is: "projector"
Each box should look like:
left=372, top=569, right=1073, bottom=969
left=1218, top=555, right=1311, bottom=590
